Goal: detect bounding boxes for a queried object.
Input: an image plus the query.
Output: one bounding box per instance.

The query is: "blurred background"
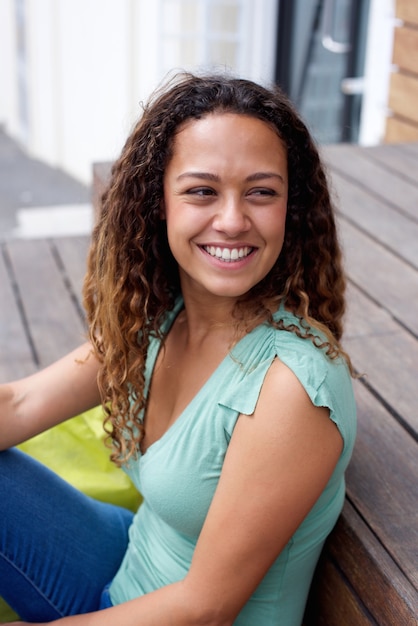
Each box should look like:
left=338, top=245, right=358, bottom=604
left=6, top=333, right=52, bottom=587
left=0, top=0, right=407, bottom=238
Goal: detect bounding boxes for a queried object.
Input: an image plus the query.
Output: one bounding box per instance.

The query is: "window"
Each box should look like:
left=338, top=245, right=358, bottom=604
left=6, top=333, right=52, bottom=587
left=157, top=0, right=278, bottom=82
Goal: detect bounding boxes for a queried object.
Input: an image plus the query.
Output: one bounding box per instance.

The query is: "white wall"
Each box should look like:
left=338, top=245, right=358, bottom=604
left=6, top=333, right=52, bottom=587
left=0, top=0, right=279, bottom=184
left=359, top=0, right=395, bottom=145
left=0, top=0, right=20, bottom=139
left=0, top=0, right=152, bottom=183
left=25, top=0, right=137, bottom=183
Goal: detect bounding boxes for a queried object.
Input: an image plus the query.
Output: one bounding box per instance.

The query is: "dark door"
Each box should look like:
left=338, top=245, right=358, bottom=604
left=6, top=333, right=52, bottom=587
left=275, top=0, right=370, bottom=144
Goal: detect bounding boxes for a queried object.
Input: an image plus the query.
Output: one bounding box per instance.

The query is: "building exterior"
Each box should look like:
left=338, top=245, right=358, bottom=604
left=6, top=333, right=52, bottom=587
left=0, top=0, right=397, bottom=184
left=385, top=0, right=418, bottom=142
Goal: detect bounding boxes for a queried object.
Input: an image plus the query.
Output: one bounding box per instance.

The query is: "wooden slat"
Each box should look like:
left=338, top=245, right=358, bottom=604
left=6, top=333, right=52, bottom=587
left=385, top=116, right=418, bottom=143
left=339, top=216, right=418, bottom=336
left=305, top=501, right=418, bottom=625
left=6, top=239, right=87, bottom=368
left=347, top=381, right=418, bottom=589
left=323, top=144, right=418, bottom=221
left=389, top=72, right=418, bottom=125
left=393, top=26, right=418, bottom=75
left=344, top=283, right=418, bottom=437
left=324, top=501, right=418, bottom=625
left=400, top=142, right=418, bottom=158
left=52, top=236, right=90, bottom=301
left=304, top=557, right=374, bottom=625
left=331, top=171, right=418, bottom=269
left=396, top=0, right=418, bottom=25
left=0, top=245, right=36, bottom=380
left=358, top=143, right=418, bottom=185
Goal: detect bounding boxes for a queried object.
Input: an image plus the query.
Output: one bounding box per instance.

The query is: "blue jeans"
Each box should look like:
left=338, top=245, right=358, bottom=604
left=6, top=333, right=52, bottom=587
left=0, top=448, right=133, bottom=621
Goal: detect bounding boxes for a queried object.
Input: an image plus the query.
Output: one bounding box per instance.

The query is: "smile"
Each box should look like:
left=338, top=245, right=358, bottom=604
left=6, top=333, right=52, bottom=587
left=202, top=246, right=254, bottom=262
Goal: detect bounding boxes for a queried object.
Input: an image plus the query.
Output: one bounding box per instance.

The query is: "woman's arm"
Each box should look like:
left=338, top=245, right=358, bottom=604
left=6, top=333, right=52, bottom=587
left=8, top=358, right=343, bottom=626
left=0, top=342, right=101, bottom=450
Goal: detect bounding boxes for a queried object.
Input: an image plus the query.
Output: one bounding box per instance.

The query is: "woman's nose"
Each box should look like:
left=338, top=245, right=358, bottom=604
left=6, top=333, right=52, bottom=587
left=212, top=199, right=250, bottom=236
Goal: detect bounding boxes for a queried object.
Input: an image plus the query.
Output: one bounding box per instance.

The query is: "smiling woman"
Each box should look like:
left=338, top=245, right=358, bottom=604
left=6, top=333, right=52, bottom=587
left=0, top=73, right=356, bottom=626
left=162, top=113, right=288, bottom=301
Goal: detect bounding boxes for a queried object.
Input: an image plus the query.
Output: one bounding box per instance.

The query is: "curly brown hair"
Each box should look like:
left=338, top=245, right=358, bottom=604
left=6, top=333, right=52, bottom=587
left=83, top=72, right=349, bottom=464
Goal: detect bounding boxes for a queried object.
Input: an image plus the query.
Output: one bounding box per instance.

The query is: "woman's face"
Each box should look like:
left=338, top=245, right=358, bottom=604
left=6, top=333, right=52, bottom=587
left=162, top=112, right=288, bottom=304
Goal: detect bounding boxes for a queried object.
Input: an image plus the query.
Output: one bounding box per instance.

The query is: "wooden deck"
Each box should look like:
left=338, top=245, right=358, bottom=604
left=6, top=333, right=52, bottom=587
left=307, top=143, right=418, bottom=624
left=1, top=143, right=417, bottom=624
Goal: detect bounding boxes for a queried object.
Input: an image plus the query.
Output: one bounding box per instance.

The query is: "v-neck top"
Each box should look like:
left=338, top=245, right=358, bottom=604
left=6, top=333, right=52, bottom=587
left=109, top=300, right=356, bottom=625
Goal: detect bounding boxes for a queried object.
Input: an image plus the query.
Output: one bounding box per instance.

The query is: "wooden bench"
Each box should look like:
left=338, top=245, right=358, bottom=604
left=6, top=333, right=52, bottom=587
left=304, top=143, right=418, bottom=624
left=1, top=143, right=417, bottom=623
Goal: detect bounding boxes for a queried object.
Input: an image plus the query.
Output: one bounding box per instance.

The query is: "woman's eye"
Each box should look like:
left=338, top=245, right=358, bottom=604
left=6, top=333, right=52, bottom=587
left=248, top=187, right=277, bottom=198
left=249, top=188, right=277, bottom=197
left=187, top=187, right=215, bottom=197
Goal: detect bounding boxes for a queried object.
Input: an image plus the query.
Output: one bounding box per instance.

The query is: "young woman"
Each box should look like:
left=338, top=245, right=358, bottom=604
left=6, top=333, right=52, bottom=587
left=0, top=73, right=356, bottom=626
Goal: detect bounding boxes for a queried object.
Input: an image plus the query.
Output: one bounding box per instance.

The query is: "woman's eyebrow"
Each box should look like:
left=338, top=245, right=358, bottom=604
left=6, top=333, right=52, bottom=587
left=245, top=172, right=285, bottom=184
left=176, top=171, right=285, bottom=183
left=177, top=172, right=220, bottom=182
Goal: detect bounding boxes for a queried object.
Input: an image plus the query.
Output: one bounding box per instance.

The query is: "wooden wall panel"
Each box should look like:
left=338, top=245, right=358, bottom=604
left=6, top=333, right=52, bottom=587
left=386, top=117, right=418, bottom=142
left=393, top=26, right=418, bottom=74
left=388, top=72, right=418, bottom=124
left=385, top=0, right=418, bottom=142
left=396, top=0, right=418, bottom=24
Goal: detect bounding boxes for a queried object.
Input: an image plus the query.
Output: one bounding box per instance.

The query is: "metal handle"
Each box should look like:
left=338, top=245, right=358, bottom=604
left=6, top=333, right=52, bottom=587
left=321, top=0, right=351, bottom=54
left=340, top=76, right=364, bottom=95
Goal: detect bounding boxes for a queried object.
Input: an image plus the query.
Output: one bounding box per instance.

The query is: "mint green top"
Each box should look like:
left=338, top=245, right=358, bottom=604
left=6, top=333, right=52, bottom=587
left=109, top=300, right=356, bottom=625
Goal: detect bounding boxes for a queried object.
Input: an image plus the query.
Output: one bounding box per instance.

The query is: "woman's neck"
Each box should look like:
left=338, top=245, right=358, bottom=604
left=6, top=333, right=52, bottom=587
left=177, top=292, right=276, bottom=350
left=175, top=300, right=239, bottom=350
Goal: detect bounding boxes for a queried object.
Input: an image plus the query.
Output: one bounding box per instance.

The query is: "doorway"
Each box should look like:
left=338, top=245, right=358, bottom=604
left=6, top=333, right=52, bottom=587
left=275, top=0, right=370, bottom=144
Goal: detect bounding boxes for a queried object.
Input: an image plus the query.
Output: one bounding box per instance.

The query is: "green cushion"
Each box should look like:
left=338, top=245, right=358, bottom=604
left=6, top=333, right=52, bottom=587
left=0, top=596, right=19, bottom=621
left=18, top=405, right=142, bottom=511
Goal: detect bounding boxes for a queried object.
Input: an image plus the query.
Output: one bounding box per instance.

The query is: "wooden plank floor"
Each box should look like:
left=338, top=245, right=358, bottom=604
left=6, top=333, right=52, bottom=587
left=314, top=143, right=418, bottom=624
left=0, top=236, right=89, bottom=379
left=1, top=143, right=417, bottom=623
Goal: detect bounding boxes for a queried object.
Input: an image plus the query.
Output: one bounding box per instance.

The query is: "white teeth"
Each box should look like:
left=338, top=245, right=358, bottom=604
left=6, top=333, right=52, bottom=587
left=204, top=246, right=253, bottom=262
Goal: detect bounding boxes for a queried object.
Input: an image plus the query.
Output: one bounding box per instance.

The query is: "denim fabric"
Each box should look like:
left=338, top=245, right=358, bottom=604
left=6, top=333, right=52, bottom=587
left=0, top=448, right=132, bottom=621
left=99, top=584, right=114, bottom=609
